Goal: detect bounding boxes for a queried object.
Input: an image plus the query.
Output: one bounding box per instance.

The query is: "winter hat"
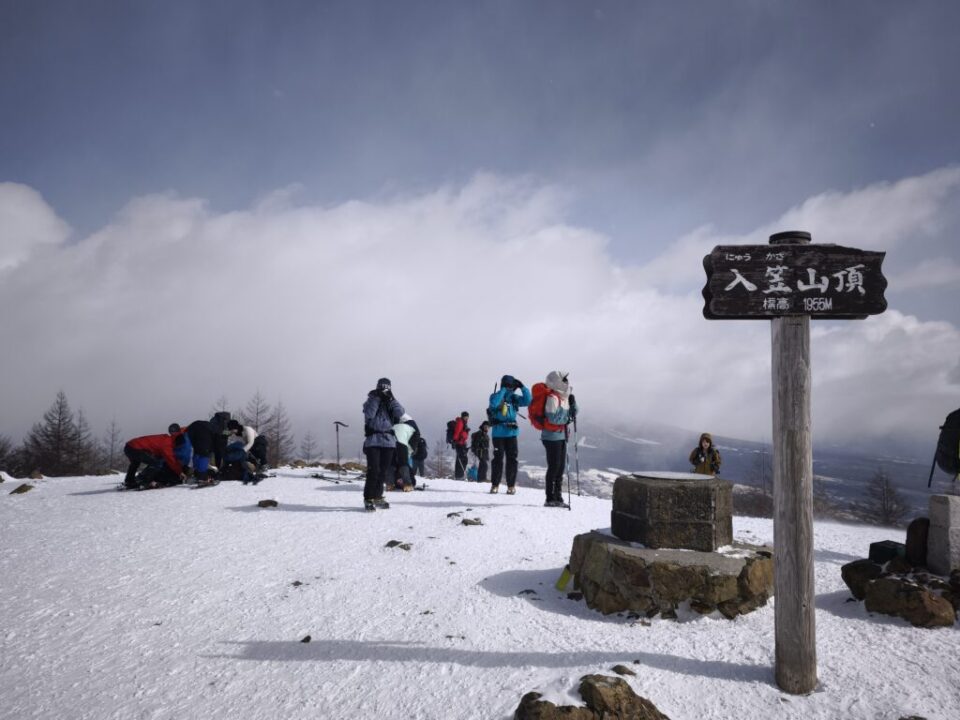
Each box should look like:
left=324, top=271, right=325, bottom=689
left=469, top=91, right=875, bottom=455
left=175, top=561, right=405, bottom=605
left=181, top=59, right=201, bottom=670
left=167, top=422, right=181, bottom=434
left=699, top=432, right=713, bottom=445
left=376, top=377, right=392, bottom=391
left=500, top=374, right=515, bottom=389
left=545, top=370, right=571, bottom=398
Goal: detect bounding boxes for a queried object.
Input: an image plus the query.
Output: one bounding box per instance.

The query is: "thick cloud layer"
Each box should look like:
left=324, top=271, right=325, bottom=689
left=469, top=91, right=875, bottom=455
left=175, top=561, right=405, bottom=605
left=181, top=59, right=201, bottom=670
left=1, top=171, right=958, bottom=450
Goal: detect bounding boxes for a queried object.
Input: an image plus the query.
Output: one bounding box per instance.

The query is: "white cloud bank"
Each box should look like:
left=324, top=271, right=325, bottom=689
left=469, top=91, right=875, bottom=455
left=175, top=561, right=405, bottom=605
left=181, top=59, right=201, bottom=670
left=0, top=170, right=958, bottom=450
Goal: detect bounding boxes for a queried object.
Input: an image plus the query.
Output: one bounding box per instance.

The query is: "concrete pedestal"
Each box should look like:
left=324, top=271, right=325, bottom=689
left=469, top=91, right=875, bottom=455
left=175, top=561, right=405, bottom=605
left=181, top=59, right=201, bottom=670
left=611, top=472, right=732, bottom=552
left=928, top=494, right=960, bottom=575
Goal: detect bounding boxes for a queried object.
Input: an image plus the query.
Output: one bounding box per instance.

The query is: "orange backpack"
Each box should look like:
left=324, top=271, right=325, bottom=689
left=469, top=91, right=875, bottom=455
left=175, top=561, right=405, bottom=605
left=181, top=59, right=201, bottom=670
left=528, top=382, right=565, bottom=432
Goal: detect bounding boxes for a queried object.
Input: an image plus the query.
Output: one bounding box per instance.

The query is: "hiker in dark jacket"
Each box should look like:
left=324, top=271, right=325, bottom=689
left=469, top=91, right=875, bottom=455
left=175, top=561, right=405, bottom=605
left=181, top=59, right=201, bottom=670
left=452, top=411, right=470, bottom=479
left=488, top=374, right=532, bottom=494
left=470, top=421, right=491, bottom=483
left=411, top=436, right=428, bottom=480
left=184, top=419, right=218, bottom=483
left=689, top=432, right=721, bottom=476
left=362, top=377, right=405, bottom=510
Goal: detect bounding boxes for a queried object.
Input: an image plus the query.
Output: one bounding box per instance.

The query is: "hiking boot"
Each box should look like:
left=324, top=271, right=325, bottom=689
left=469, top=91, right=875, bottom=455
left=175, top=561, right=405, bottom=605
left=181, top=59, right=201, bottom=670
left=402, top=485, right=413, bottom=492
left=372, top=497, right=390, bottom=509
left=506, top=486, right=516, bottom=495
left=364, top=500, right=376, bottom=512
left=489, top=486, right=499, bottom=494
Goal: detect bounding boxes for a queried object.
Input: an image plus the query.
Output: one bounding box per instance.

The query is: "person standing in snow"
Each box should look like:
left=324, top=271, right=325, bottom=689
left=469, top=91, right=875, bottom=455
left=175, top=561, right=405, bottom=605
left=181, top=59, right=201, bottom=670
left=470, top=421, right=491, bottom=483
left=689, top=432, right=721, bottom=476
left=488, top=375, right=532, bottom=494
left=537, top=371, right=578, bottom=507
left=452, top=411, right=470, bottom=480
left=363, top=377, right=405, bottom=510
left=411, top=435, right=429, bottom=481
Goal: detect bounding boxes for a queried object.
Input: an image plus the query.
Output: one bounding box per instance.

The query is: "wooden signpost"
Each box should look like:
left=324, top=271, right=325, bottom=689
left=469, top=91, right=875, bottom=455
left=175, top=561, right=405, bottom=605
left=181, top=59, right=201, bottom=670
left=702, top=230, right=887, bottom=694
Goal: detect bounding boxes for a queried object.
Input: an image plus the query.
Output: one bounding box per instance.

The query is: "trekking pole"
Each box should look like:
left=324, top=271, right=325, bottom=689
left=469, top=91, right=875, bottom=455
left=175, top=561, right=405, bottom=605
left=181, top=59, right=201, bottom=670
left=573, top=416, right=581, bottom=496
left=334, top=421, right=348, bottom=481
left=564, top=445, right=573, bottom=511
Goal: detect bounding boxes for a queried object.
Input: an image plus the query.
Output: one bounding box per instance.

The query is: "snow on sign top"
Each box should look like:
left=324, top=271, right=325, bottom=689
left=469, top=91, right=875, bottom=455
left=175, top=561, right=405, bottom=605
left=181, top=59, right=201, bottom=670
left=702, top=241, right=887, bottom=320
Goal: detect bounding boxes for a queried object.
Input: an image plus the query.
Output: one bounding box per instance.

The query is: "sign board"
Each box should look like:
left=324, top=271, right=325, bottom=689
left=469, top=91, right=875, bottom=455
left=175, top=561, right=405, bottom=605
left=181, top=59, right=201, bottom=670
left=702, top=244, right=887, bottom=320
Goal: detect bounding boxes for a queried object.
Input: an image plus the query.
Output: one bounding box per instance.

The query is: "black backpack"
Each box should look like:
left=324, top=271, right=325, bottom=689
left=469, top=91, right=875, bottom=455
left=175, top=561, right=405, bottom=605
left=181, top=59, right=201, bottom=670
left=929, top=408, right=960, bottom=486
left=445, top=419, right=457, bottom=446
left=210, top=411, right=231, bottom=434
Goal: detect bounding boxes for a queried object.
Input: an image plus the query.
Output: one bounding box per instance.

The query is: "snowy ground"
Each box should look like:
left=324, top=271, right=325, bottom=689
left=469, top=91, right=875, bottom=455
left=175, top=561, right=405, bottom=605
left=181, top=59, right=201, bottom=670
left=2, top=470, right=958, bottom=720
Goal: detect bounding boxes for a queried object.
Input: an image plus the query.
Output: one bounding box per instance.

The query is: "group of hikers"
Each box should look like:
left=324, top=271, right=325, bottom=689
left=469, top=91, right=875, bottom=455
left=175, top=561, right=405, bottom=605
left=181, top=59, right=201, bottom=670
left=122, top=412, right=269, bottom=490
left=120, top=370, right=723, bottom=506
left=363, top=371, right=579, bottom=511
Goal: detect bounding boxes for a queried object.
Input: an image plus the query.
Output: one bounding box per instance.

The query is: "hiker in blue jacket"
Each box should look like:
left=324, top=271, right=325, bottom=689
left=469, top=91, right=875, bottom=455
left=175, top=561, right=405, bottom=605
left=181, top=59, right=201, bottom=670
left=488, top=375, right=531, bottom=494
left=362, top=377, right=405, bottom=511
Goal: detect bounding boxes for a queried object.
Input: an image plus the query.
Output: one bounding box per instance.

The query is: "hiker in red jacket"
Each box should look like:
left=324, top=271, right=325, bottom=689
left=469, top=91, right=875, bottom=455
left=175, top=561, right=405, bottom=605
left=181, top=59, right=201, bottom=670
left=123, top=432, right=189, bottom=489
left=452, top=411, right=470, bottom=480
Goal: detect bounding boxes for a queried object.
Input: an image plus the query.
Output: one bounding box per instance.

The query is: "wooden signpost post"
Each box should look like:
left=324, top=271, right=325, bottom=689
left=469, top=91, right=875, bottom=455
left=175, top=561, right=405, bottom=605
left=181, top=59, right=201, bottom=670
left=702, top=230, right=887, bottom=694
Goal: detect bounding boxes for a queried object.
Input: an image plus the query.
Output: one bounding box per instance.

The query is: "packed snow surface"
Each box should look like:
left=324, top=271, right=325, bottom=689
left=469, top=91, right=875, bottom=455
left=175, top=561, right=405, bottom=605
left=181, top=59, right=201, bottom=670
left=2, top=470, right=958, bottom=720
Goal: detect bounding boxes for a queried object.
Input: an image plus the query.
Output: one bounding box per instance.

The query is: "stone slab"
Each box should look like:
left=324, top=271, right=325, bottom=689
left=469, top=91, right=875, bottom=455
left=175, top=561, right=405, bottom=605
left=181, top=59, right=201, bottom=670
left=611, top=473, right=732, bottom=551
left=929, top=494, right=960, bottom=528
left=927, top=525, right=960, bottom=576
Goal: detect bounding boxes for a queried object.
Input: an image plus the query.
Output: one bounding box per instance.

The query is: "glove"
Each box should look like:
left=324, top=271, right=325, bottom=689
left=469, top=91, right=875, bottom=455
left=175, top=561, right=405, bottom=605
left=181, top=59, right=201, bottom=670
left=513, top=379, right=524, bottom=389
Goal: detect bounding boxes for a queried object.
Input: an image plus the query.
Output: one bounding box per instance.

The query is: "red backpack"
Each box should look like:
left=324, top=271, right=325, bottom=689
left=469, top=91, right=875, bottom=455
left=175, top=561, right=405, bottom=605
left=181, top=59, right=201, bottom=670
left=528, top=382, right=566, bottom=432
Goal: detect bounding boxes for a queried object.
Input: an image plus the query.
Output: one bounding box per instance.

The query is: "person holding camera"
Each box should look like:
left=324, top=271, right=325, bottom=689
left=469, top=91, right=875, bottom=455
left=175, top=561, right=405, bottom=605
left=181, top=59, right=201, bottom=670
left=488, top=374, right=532, bottom=494
left=362, top=377, right=405, bottom=510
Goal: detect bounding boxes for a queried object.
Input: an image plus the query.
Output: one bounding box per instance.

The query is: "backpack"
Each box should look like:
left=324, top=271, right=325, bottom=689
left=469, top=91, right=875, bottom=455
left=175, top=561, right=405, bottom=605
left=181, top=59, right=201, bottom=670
left=445, top=419, right=457, bottom=446
left=414, top=437, right=429, bottom=461
left=528, top=382, right=565, bottom=432
left=934, top=408, right=960, bottom=476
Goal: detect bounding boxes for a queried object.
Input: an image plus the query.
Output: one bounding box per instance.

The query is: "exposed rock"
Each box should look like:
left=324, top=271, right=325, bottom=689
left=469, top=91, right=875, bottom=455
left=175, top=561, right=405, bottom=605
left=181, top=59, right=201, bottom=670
left=385, top=540, right=412, bottom=551
left=578, top=675, right=670, bottom=719
left=905, top=517, right=930, bottom=567
left=611, top=664, right=636, bottom=676
left=569, top=531, right=772, bottom=618
left=29, top=470, right=43, bottom=480
left=461, top=518, right=483, bottom=526
left=864, top=577, right=956, bottom=628
left=10, top=483, right=34, bottom=495
left=257, top=499, right=279, bottom=508
left=513, top=676, right=669, bottom=720
left=840, top=559, right=884, bottom=600
left=300, top=635, right=311, bottom=643
left=886, top=555, right=913, bottom=574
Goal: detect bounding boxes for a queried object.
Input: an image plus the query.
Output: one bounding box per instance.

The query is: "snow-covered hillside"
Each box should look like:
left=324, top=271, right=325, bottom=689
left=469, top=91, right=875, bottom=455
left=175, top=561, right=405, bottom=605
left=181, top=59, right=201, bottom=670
left=1, top=471, right=957, bottom=719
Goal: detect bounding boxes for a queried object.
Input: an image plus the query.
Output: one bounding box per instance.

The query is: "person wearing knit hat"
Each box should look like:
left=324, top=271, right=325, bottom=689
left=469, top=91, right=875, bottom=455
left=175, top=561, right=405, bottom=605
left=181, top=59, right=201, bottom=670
left=538, top=371, right=578, bottom=507
left=362, top=377, right=405, bottom=510
left=689, top=432, right=721, bottom=476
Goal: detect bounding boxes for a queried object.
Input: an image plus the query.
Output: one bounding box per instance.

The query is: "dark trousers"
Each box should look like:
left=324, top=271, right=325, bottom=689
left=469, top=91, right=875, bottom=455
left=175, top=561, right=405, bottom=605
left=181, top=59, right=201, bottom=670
left=412, top=458, right=425, bottom=478
left=123, top=444, right=158, bottom=487
left=364, top=446, right=395, bottom=500
left=491, top=436, right=519, bottom=488
left=454, top=445, right=469, bottom=479
left=542, top=439, right=567, bottom=502
left=394, top=444, right=412, bottom=488
left=250, top=435, right=268, bottom=467
left=476, top=457, right=489, bottom=482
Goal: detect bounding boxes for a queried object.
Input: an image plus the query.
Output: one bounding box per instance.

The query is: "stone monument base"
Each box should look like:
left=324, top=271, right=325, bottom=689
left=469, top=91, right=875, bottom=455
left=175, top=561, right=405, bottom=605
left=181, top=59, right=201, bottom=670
left=569, top=531, right=773, bottom=619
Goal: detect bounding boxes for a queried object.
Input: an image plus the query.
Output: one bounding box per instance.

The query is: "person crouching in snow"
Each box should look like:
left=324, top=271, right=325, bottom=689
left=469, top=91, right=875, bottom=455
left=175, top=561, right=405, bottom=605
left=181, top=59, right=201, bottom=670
left=123, top=431, right=190, bottom=489
left=689, top=432, right=721, bottom=476
left=392, top=414, right=421, bottom=492
left=539, top=371, right=577, bottom=507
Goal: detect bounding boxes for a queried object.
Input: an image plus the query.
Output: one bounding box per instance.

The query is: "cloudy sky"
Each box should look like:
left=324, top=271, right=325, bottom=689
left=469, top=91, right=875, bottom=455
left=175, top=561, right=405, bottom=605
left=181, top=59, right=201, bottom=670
left=1, top=1, right=958, bottom=453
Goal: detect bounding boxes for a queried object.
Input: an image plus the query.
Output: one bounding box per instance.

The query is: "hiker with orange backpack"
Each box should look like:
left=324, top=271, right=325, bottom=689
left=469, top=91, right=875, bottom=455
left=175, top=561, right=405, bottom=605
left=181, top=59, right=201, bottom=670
left=488, top=375, right=532, bottom=494
left=528, top=371, right=578, bottom=507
